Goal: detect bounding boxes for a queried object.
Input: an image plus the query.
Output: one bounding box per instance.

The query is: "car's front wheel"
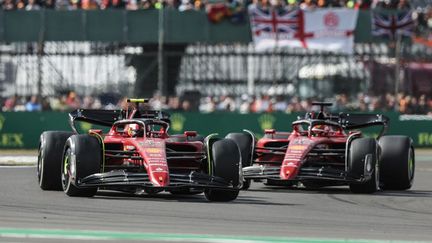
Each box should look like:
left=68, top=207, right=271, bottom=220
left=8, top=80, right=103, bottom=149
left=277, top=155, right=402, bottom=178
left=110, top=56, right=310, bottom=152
left=37, top=131, right=73, bottom=191
left=62, top=135, right=101, bottom=197
left=348, top=137, right=379, bottom=194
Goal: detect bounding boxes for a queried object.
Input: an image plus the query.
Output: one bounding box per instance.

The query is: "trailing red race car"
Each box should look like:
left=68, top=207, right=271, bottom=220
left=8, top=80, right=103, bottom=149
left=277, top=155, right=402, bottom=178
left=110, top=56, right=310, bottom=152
left=37, top=99, right=241, bottom=201
left=227, top=102, right=415, bottom=193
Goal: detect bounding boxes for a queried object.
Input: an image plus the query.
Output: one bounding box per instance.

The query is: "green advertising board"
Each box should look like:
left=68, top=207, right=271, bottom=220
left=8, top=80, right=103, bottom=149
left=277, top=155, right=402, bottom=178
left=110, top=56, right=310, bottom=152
left=0, top=112, right=431, bottom=149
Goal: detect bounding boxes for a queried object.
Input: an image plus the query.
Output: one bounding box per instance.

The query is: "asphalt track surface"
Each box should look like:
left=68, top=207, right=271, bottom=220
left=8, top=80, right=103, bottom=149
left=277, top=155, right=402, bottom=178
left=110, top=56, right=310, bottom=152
left=0, top=152, right=431, bottom=242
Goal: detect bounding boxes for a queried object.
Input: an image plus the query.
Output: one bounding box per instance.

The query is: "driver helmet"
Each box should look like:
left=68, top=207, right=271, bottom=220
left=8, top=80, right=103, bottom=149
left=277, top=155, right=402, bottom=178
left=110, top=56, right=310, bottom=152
left=127, top=124, right=143, bottom=137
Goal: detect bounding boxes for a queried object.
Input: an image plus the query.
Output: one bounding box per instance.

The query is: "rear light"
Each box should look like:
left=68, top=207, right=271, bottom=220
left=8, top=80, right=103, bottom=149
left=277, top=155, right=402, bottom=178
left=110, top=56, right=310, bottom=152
left=264, top=129, right=276, bottom=134
left=184, top=131, right=197, bottom=137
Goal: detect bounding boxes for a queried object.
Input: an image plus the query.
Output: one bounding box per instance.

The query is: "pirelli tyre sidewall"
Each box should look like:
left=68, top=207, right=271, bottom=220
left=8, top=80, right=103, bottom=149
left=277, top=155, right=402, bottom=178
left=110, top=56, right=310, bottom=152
left=62, top=134, right=101, bottom=197
left=37, top=131, right=74, bottom=191
left=204, top=138, right=240, bottom=202
left=379, top=135, right=415, bottom=190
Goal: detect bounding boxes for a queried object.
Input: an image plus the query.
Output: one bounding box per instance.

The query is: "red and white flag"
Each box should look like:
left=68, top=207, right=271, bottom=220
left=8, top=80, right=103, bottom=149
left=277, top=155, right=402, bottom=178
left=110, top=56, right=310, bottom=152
left=248, top=7, right=359, bottom=54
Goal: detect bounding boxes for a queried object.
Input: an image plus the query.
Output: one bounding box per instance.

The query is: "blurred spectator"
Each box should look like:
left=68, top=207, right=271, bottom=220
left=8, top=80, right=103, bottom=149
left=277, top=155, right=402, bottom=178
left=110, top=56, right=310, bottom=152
left=82, top=0, right=99, bottom=9
left=55, top=0, right=72, bottom=9
left=2, top=90, right=432, bottom=114
left=1, top=0, right=428, bottom=12
left=44, top=0, right=56, bottom=8
left=25, top=0, right=41, bottom=10
left=25, top=95, right=42, bottom=111
left=216, top=96, right=236, bottom=111
left=178, top=0, right=193, bottom=11
left=300, top=0, right=317, bottom=10
left=181, top=100, right=192, bottom=111
left=273, top=95, right=287, bottom=112
left=65, top=91, right=81, bottom=109
left=199, top=96, right=217, bottom=113
left=2, top=95, right=17, bottom=111
left=16, top=0, right=25, bottom=9
left=70, top=0, right=80, bottom=9
left=2, top=0, right=16, bottom=10
left=126, top=0, right=139, bottom=9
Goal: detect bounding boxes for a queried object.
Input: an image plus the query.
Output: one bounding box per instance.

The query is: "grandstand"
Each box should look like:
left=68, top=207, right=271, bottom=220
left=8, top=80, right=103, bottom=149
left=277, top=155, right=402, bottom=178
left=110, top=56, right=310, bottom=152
left=1, top=1, right=432, bottom=114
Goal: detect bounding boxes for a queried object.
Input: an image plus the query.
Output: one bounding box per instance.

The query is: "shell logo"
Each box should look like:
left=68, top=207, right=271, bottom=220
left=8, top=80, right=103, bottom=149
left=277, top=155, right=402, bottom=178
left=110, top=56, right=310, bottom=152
left=146, top=148, right=162, bottom=153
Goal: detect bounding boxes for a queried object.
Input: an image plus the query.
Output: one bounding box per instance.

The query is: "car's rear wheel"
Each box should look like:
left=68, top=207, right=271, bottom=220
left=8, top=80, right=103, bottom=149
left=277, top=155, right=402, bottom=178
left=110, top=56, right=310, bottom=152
left=379, top=136, right=415, bottom=190
left=204, top=139, right=240, bottom=202
left=225, top=132, right=254, bottom=190
left=62, top=135, right=101, bottom=197
left=348, top=137, right=379, bottom=194
left=37, top=131, right=73, bottom=190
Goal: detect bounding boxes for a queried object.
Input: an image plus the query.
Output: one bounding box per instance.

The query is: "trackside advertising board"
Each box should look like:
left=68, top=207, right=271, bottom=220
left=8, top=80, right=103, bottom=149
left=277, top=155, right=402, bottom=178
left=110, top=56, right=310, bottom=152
left=0, top=112, right=431, bottom=149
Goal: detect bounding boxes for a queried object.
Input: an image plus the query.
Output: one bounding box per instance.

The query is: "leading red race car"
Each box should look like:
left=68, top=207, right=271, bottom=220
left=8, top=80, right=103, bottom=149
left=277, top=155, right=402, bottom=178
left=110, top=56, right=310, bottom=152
left=37, top=99, right=241, bottom=201
left=228, top=102, right=415, bottom=193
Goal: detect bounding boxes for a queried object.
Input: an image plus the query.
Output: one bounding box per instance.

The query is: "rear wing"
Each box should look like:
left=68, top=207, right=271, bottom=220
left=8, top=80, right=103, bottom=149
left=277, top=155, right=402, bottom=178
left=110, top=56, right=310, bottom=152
left=68, top=108, right=172, bottom=134
left=69, top=109, right=124, bottom=133
left=339, top=113, right=389, bottom=138
left=135, top=110, right=171, bottom=123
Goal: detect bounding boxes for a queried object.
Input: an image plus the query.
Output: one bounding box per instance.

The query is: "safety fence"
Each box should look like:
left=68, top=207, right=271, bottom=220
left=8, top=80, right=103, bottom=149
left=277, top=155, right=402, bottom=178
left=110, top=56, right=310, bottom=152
left=2, top=42, right=431, bottom=98
left=0, top=111, right=431, bottom=149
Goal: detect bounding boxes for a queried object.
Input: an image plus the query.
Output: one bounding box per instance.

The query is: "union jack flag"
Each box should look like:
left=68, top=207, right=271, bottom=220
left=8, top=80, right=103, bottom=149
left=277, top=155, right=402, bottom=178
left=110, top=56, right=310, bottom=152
left=249, top=6, right=300, bottom=40
left=372, top=11, right=415, bottom=40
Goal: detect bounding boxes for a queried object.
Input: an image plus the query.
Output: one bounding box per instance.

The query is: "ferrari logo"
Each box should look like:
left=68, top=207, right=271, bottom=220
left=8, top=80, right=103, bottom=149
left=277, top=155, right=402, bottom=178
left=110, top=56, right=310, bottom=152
left=170, top=113, right=186, bottom=132
left=0, top=114, right=5, bottom=131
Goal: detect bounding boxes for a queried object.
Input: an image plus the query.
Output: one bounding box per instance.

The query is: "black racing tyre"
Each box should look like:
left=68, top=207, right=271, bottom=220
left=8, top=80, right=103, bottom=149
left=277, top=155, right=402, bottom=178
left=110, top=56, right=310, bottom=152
left=379, top=136, right=415, bottom=190
left=348, top=137, right=379, bottom=194
left=204, top=139, right=240, bottom=202
left=37, top=131, right=74, bottom=191
left=62, top=135, right=101, bottom=197
left=225, top=132, right=254, bottom=190
left=225, top=133, right=254, bottom=168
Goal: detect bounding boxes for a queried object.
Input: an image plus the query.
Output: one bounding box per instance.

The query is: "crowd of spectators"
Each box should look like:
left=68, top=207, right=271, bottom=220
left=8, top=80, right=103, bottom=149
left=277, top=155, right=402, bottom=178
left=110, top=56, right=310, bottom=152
left=194, top=92, right=432, bottom=114
left=2, top=91, right=432, bottom=115
left=0, top=0, right=423, bottom=11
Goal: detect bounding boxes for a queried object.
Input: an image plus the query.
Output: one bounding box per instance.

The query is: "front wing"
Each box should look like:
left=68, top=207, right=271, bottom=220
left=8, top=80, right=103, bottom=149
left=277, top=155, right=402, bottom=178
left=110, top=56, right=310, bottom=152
left=243, top=164, right=373, bottom=183
left=76, top=170, right=239, bottom=191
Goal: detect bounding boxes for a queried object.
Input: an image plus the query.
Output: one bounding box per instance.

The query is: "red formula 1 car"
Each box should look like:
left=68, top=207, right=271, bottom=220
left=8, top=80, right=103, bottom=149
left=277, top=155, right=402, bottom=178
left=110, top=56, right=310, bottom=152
left=227, top=102, right=415, bottom=193
left=37, top=99, right=241, bottom=201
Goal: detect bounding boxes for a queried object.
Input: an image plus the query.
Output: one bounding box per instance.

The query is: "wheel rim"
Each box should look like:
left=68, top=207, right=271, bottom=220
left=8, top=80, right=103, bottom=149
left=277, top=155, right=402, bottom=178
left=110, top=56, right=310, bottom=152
left=61, top=149, right=71, bottom=191
left=408, top=147, right=415, bottom=182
